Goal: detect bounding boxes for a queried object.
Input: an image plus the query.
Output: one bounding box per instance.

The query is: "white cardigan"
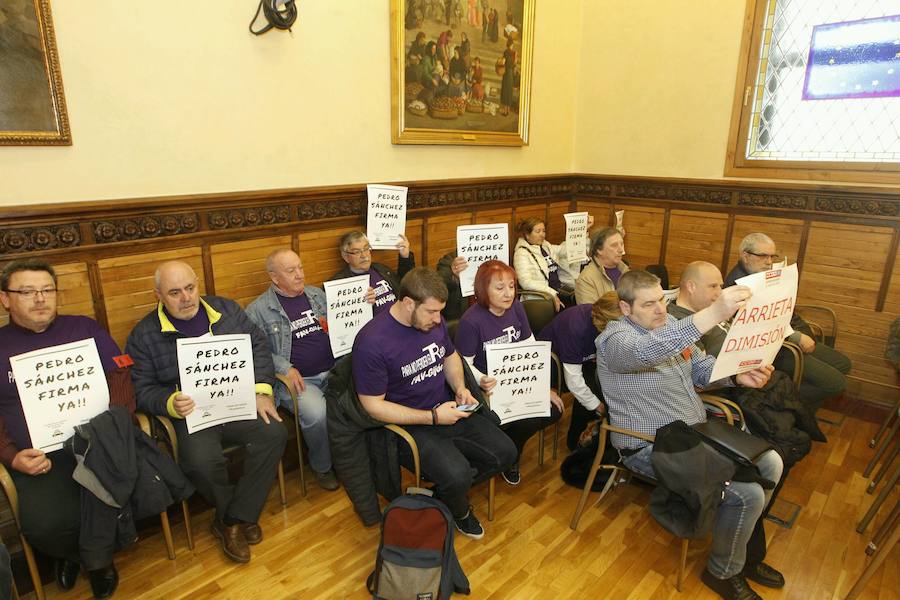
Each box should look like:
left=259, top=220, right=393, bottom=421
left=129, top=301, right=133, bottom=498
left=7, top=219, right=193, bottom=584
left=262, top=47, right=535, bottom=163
left=512, top=237, right=577, bottom=297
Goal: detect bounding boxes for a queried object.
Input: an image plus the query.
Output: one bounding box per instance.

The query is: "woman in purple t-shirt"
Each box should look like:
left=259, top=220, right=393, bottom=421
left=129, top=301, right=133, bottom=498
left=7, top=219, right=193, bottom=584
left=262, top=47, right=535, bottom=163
left=455, top=261, right=563, bottom=485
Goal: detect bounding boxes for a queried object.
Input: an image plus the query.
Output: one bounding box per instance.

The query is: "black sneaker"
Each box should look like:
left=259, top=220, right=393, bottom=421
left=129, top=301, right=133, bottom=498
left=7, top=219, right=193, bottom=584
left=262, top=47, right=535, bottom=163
left=700, top=568, right=762, bottom=600
left=502, top=462, right=521, bottom=486
left=454, top=508, right=485, bottom=540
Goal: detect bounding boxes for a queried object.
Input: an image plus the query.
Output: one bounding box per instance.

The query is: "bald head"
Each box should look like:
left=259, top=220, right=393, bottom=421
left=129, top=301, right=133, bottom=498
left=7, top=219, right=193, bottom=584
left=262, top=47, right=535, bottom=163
left=266, top=249, right=306, bottom=297
left=155, top=261, right=201, bottom=320
left=678, top=261, right=723, bottom=312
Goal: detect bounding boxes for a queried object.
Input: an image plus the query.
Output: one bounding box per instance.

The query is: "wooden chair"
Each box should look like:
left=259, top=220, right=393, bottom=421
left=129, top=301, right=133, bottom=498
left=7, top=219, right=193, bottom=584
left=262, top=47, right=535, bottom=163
left=275, top=373, right=307, bottom=497
left=569, top=396, right=741, bottom=592
left=134, top=412, right=179, bottom=560
left=779, top=340, right=805, bottom=390
left=384, top=423, right=497, bottom=522
left=795, top=304, right=838, bottom=347
left=0, top=464, right=44, bottom=600
left=151, top=414, right=288, bottom=551
left=520, top=296, right=556, bottom=336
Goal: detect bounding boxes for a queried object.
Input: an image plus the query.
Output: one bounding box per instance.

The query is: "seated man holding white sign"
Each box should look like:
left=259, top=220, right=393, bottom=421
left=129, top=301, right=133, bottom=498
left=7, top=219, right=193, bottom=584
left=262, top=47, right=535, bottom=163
left=245, top=249, right=339, bottom=491
left=454, top=261, right=562, bottom=485
left=725, top=233, right=850, bottom=411
left=0, top=259, right=133, bottom=599
left=353, top=267, right=516, bottom=539
left=330, top=230, right=415, bottom=317
left=126, top=261, right=287, bottom=565
left=596, top=270, right=785, bottom=600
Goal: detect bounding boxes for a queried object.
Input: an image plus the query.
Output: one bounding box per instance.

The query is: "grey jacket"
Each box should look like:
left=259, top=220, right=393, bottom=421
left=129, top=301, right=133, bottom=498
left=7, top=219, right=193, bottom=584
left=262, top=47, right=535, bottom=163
left=245, top=284, right=328, bottom=408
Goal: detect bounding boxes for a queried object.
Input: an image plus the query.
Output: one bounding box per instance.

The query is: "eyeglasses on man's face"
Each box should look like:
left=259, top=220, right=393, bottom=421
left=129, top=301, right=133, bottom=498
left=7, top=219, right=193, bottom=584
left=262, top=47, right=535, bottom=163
left=343, top=246, right=373, bottom=257
left=4, top=288, right=58, bottom=299
left=746, top=251, right=780, bottom=262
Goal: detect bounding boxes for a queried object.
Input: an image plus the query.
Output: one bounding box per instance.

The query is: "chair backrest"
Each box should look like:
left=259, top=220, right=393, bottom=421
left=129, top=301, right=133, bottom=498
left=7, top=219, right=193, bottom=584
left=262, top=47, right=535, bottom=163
left=646, top=264, right=670, bottom=290
left=521, top=297, right=556, bottom=335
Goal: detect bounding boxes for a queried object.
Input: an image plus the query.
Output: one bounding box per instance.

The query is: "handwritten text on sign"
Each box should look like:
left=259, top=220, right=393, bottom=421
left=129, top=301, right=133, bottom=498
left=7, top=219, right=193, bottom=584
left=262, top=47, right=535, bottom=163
left=366, top=184, right=408, bottom=250
left=485, top=340, right=551, bottom=426
left=709, top=264, right=798, bottom=381
left=177, top=334, right=257, bottom=434
left=324, top=274, right=373, bottom=358
left=564, top=212, right=590, bottom=263
left=11, top=338, right=110, bottom=452
left=457, top=223, right=509, bottom=297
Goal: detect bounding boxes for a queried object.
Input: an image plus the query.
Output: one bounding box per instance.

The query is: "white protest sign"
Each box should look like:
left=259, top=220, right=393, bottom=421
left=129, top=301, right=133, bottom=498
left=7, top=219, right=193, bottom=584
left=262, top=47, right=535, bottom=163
left=323, top=274, right=373, bottom=358
left=663, top=287, right=680, bottom=305
left=485, top=340, right=551, bottom=426
left=772, top=257, right=787, bottom=269
left=11, top=339, right=110, bottom=452
left=366, top=184, right=408, bottom=250
left=709, top=264, right=798, bottom=382
left=615, top=210, right=624, bottom=230
left=457, top=223, right=509, bottom=297
left=177, top=334, right=257, bottom=434
left=564, top=212, right=590, bottom=264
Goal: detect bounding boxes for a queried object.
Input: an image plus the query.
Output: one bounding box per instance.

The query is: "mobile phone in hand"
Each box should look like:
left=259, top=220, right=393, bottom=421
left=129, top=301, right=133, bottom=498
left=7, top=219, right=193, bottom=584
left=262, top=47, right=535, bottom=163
left=456, top=403, right=480, bottom=412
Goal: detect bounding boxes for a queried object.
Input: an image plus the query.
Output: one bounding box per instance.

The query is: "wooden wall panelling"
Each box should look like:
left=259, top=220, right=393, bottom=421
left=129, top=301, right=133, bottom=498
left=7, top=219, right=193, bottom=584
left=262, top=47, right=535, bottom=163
left=0, top=262, right=94, bottom=327
left=727, top=215, right=805, bottom=275
left=209, top=235, right=292, bottom=308
left=575, top=200, right=612, bottom=230
left=425, top=212, right=472, bottom=269
left=296, top=227, right=360, bottom=287
left=98, top=248, right=206, bottom=350
left=665, top=210, right=729, bottom=287
left=370, top=218, right=423, bottom=269
left=547, top=201, right=572, bottom=243
left=882, top=238, right=900, bottom=314
left=608, top=205, right=665, bottom=271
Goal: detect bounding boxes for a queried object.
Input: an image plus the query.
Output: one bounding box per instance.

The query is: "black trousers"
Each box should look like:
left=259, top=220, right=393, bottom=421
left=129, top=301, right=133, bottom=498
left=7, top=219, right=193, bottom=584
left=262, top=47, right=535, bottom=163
left=173, top=417, right=287, bottom=523
left=9, top=450, right=81, bottom=564
left=398, top=411, right=517, bottom=519
left=502, top=404, right=562, bottom=459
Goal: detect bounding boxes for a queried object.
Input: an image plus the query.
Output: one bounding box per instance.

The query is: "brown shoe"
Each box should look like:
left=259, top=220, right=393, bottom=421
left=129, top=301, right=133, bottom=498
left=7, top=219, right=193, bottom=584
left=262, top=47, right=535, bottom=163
left=211, top=519, right=250, bottom=563
left=242, top=523, right=263, bottom=545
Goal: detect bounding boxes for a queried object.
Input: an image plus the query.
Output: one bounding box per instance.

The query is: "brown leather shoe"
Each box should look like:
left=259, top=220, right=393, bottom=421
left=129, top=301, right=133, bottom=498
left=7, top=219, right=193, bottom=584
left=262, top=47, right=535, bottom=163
left=242, top=523, right=263, bottom=545
left=211, top=519, right=250, bottom=563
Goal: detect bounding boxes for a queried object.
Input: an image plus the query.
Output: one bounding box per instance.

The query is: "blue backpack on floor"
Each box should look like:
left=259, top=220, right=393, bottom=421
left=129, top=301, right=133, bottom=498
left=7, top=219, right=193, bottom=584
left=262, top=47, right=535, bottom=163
left=366, top=490, right=470, bottom=600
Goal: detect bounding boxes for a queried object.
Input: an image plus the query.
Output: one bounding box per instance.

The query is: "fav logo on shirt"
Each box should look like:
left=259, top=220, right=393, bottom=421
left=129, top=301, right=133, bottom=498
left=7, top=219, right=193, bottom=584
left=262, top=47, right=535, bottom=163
left=483, top=326, right=521, bottom=349
left=291, top=310, right=323, bottom=339
left=374, top=279, right=397, bottom=307
left=400, top=342, right=447, bottom=384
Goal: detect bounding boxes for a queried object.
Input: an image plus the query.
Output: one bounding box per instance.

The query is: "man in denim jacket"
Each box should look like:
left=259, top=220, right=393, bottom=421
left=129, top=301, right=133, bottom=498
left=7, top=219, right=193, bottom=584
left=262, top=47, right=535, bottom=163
left=246, top=249, right=338, bottom=491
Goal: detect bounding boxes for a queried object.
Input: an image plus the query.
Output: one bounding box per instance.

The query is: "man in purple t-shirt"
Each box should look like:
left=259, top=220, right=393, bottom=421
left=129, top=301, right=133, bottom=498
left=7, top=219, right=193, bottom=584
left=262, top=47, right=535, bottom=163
left=330, top=230, right=415, bottom=317
left=352, top=268, right=516, bottom=539
left=0, top=259, right=132, bottom=598
left=246, top=249, right=338, bottom=491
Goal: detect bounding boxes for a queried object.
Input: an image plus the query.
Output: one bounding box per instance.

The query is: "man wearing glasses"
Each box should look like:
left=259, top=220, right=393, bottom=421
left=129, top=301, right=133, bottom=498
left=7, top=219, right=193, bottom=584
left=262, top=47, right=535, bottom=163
left=0, top=259, right=133, bottom=598
left=725, top=233, right=850, bottom=414
left=330, top=230, right=415, bottom=316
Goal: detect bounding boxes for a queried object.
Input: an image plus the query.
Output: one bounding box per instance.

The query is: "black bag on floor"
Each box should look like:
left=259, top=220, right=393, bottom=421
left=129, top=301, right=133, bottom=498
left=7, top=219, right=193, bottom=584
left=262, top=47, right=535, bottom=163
left=366, top=490, right=470, bottom=599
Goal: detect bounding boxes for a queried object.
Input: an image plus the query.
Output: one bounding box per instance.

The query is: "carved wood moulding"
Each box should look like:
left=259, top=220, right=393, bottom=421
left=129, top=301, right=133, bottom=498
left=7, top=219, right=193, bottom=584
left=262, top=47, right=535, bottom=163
left=1, top=174, right=897, bottom=258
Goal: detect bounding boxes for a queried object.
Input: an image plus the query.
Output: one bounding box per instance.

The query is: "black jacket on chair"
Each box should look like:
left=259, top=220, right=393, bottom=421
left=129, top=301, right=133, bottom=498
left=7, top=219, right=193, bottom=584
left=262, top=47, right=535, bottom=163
left=67, top=406, right=194, bottom=570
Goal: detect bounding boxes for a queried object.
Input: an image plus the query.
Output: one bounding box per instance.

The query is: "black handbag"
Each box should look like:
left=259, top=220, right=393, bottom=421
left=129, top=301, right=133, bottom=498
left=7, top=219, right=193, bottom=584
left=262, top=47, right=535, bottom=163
left=692, top=419, right=772, bottom=465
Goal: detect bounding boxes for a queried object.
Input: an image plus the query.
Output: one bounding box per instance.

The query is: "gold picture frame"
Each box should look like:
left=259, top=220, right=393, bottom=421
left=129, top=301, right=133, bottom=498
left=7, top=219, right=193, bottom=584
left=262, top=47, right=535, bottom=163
left=0, top=0, right=71, bottom=145
left=391, top=0, right=534, bottom=146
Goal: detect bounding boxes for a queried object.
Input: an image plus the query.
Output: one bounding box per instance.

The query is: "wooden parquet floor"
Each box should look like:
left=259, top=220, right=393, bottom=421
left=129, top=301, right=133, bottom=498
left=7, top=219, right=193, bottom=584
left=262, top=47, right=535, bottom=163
left=36, top=408, right=899, bottom=600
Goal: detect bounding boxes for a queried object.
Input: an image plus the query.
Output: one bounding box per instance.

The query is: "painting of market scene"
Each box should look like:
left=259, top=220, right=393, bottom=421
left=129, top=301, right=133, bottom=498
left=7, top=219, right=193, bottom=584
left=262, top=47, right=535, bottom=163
left=395, top=0, right=532, bottom=143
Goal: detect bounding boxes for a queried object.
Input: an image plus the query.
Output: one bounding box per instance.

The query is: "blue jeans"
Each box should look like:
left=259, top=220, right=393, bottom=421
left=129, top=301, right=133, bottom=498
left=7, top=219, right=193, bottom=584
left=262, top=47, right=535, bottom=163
left=623, top=445, right=783, bottom=579
left=282, top=371, right=332, bottom=474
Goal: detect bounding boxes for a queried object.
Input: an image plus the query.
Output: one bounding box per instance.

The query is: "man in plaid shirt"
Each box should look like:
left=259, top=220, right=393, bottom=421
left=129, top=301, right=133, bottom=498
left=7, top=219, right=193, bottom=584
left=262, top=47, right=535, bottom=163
left=596, top=270, right=784, bottom=600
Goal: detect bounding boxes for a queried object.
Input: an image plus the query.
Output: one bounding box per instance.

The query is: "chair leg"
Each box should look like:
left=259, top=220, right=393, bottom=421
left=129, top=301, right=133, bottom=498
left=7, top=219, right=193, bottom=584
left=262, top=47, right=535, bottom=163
left=863, top=418, right=898, bottom=478
left=552, top=421, right=559, bottom=460
left=869, top=398, right=899, bottom=448
left=20, top=533, right=43, bottom=600
left=182, top=499, right=195, bottom=551
left=570, top=438, right=610, bottom=530
left=676, top=538, right=689, bottom=592
left=845, top=518, right=900, bottom=600
left=159, top=510, right=176, bottom=560
left=538, top=426, right=546, bottom=466
left=867, top=440, right=898, bottom=494
left=488, top=477, right=495, bottom=522
left=857, top=461, right=899, bottom=533
left=277, top=460, right=287, bottom=506
left=866, top=499, right=899, bottom=556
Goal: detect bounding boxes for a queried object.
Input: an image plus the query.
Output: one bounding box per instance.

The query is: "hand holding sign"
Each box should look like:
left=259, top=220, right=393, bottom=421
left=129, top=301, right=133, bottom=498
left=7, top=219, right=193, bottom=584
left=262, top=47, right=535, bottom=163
left=396, top=234, right=411, bottom=258
left=736, top=364, right=774, bottom=388
left=172, top=393, right=194, bottom=417
left=11, top=448, right=51, bottom=476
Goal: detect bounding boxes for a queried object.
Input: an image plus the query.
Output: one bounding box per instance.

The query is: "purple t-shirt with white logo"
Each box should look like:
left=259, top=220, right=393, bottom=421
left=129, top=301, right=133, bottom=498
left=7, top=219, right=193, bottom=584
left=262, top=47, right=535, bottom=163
left=536, top=303, right=598, bottom=364
left=276, top=293, right=335, bottom=376
left=352, top=310, right=455, bottom=410
left=370, top=269, right=398, bottom=316
left=0, top=315, right=122, bottom=452
left=541, top=247, right=562, bottom=291
left=455, top=300, right=532, bottom=373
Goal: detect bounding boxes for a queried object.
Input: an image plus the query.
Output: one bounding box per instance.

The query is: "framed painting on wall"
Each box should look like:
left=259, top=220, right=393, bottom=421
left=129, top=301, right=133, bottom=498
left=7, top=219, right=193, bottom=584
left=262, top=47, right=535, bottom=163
left=0, top=0, right=71, bottom=145
left=391, top=0, right=534, bottom=146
